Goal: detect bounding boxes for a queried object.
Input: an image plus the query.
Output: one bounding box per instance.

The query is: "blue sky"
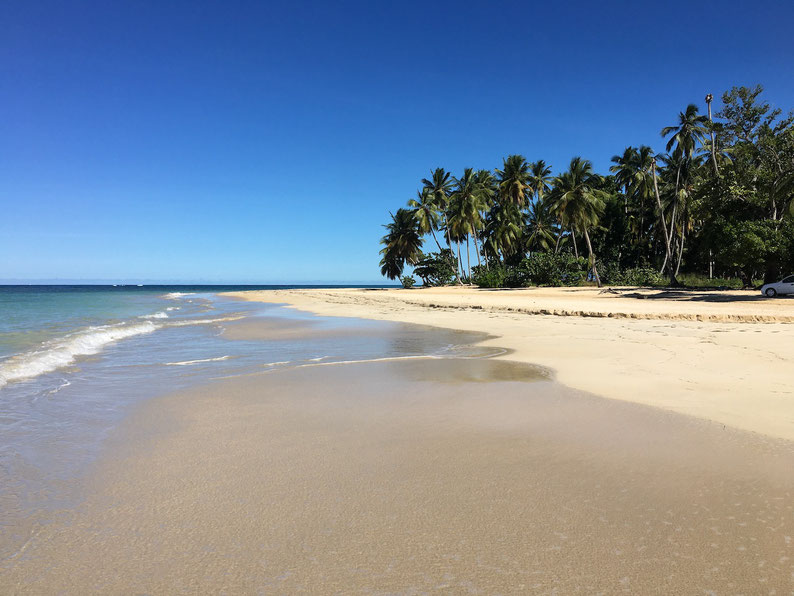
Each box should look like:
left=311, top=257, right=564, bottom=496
left=2, top=0, right=793, bottom=283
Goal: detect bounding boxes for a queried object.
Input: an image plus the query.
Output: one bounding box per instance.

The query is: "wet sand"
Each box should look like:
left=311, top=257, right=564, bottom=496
left=226, top=287, right=794, bottom=441
left=3, top=357, right=794, bottom=593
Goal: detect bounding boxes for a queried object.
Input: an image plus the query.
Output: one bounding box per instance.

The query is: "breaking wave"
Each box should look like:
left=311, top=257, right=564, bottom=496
left=0, top=321, right=161, bottom=388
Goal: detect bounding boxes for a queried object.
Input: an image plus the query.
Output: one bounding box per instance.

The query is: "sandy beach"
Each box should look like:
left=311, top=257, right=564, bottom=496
left=4, top=355, right=794, bottom=593
left=4, top=288, right=794, bottom=593
left=226, top=286, right=794, bottom=442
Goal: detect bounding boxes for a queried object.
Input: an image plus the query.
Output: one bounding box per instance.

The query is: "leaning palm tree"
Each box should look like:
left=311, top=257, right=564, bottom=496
left=495, top=155, right=532, bottom=208
left=650, top=155, right=676, bottom=284
left=379, top=208, right=423, bottom=280
left=549, top=157, right=606, bottom=287
left=408, top=188, right=445, bottom=252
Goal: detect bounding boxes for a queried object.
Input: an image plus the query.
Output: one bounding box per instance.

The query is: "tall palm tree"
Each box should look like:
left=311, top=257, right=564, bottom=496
left=549, top=157, right=606, bottom=287
left=660, top=104, right=708, bottom=279
left=661, top=104, right=708, bottom=163
left=704, top=93, right=719, bottom=176
left=473, top=169, right=496, bottom=267
left=421, top=168, right=461, bottom=284
left=379, top=208, right=423, bottom=280
left=650, top=156, right=675, bottom=284
left=610, top=146, right=656, bottom=251
left=495, top=155, right=531, bottom=208
left=452, top=168, right=492, bottom=277
left=482, top=202, right=522, bottom=263
left=610, top=147, right=637, bottom=214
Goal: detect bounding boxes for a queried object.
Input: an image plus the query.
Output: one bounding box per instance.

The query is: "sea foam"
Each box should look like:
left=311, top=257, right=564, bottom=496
left=0, top=321, right=161, bottom=388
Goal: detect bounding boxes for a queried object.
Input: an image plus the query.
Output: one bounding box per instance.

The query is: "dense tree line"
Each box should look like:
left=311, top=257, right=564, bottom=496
left=379, top=85, right=794, bottom=288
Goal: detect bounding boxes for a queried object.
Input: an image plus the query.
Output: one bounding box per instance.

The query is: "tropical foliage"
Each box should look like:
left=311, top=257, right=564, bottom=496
left=380, top=85, right=794, bottom=288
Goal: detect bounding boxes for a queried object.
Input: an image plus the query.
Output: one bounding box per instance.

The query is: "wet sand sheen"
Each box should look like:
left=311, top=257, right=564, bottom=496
left=3, top=358, right=794, bottom=593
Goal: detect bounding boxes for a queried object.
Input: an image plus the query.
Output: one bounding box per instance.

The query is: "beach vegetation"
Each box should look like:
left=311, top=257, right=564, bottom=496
left=400, top=275, right=416, bottom=289
left=412, top=250, right=457, bottom=287
left=381, top=85, right=794, bottom=288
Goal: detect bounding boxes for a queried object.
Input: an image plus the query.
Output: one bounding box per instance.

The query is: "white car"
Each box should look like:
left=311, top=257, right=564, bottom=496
left=761, top=275, right=794, bottom=297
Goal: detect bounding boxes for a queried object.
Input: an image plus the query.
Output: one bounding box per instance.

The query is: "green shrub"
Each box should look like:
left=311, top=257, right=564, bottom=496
left=412, top=250, right=456, bottom=286
left=599, top=262, right=664, bottom=286
left=472, top=254, right=588, bottom=288
left=621, top=267, right=664, bottom=286
left=523, top=253, right=587, bottom=286
left=472, top=266, right=506, bottom=288
left=676, top=273, right=747, bottom=289
left=400, top=275, right=416, bottom=289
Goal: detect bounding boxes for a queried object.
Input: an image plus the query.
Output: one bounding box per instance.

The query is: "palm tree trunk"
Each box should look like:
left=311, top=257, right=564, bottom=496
left=473, top=229, right=482, bottom=268
left=456, top=241, right=463, bottom=280
left=651, top=158, right=676, bottom=284
left=571, top=228, right=579, bottom=259
left=583, top=227, right=601, bottom=288
left=466, top=236, right=471, bottom=281
left=707, top=100, right=719, bottom=177
left=429, top=226, right=444, bottom=253
left=675, top=226, right=686, bottom=277
left=445, top=222, right=462, bottom=285
left=554, top=218, right=563, bottom=254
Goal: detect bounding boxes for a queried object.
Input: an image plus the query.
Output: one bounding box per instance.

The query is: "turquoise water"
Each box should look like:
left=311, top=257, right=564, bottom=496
left=0, top=285, right=483, bottom=556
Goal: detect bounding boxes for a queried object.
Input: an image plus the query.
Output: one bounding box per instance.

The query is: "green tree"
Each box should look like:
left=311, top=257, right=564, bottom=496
left=495, top=155, right=532, bottom=208
left=549, top=157, right=606, bottom=286
left=421, top=168, right=461, bottom=284
left=379, top=209, right=423, bottom=280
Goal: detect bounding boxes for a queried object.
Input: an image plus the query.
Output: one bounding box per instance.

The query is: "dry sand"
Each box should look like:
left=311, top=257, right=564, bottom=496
left=3, top=359, right=794, bottom=593
left=225, top=286, right=794, bottom=442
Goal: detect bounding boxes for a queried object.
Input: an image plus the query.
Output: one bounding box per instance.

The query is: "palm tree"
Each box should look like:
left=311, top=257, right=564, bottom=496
left=407, top=188, right=443, bottom=252
left=528, top=160, right=553, bottom=203
left=661, top=104, right=708, bottom=163
left=610, top=147, right=637, bottom=214
left=704, top=93, right=719, bottom=176
left=549, top=157, right=606, bottom=286
left=650, top=155, right=675, bottom=284
left=473, top=169, right=496, bottom=267
left=379, top=208, right=423, bottom=280
left=525, top=198, right=556, bottom=253
left=661, top=104, right=709, bottom=265
left=610, top=146, right=656, bottom=253
left=495, top=155, right=532, bottom=208
left=452, top=168, right=493, bottom=277
left=482, top=202, right=522, bottom=263
left=421, top=168, right=461, bottom=284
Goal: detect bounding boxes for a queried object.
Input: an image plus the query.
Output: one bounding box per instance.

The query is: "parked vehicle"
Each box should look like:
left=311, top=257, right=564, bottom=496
left=761, top=275, right=794, bottom=297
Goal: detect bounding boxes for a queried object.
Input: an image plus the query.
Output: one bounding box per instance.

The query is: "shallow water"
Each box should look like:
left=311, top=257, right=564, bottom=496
left=0, top=287, right=492, bottom=561
left=4, top=356, right=794, bottom=593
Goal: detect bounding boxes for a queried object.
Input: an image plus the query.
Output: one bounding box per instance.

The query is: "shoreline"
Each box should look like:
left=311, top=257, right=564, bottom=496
left=6, top=356, right=794, bottom=592
left=224, top=286, right=794, bottom=442
left=5, top=293, right=794, bottom=592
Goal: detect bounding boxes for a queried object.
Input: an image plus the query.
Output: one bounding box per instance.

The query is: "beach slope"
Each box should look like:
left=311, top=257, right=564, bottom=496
left=226, top=287, right=794, bottom=441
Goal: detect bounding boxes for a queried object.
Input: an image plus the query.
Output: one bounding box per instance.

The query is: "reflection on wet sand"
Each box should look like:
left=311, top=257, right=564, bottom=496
left=3, top=354, right=794, bottom=594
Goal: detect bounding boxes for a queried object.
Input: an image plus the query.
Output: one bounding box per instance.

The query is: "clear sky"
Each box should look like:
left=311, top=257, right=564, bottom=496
left=2, top=0, right=793, bottom=283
